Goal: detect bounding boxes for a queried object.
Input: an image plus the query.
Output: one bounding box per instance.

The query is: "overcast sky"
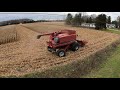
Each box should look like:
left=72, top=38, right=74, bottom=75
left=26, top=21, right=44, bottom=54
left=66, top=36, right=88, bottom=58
left=0, top=12, right=119, bottom=21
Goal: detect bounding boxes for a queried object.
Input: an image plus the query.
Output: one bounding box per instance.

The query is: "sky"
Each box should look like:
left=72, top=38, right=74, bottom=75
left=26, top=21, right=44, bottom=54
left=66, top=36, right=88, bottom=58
left=0, top=12, right=119, bottom=22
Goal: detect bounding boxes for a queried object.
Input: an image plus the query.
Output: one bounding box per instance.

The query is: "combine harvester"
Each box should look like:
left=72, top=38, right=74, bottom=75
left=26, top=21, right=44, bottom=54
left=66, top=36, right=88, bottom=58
left=37, top=30, right=87, bottom=57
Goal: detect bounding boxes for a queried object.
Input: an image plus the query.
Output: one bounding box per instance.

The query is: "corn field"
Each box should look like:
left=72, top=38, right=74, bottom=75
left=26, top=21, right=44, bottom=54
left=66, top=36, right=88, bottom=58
left=0, top=22, right=120, bottom=77
left=0, top=28, right=18, bottom=45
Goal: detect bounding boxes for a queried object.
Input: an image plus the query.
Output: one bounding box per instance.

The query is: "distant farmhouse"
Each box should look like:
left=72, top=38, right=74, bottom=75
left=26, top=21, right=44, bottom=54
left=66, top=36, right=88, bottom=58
left=81, top=23, right=95, bottom=28
left=106, top=24, right=116, bottom=28
left=81, top=23, right=116, bottom=29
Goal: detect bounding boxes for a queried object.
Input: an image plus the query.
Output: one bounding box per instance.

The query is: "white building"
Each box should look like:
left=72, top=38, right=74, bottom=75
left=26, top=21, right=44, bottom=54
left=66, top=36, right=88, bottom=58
left=81, top=23, right=116, bottom=29
left=106, top=24, right=115, bottom=28
left=81, top=23, right=95, bottom=28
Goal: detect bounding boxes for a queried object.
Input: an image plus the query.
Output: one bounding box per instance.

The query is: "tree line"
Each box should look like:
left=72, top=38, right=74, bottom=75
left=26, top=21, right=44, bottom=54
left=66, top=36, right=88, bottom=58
left=65, top=13, right=120, bottom=30
left=0, top=19, right=54, bottom=26
left=0, top=19, right=34, bottom=26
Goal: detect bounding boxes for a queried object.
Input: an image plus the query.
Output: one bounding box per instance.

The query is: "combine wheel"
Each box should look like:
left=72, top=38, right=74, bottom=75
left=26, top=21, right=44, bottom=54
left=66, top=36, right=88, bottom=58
left=47, top=46, right=52, bottom=52
left=56, top=49, right=66, bottom=57
left=71, top=42, right=80, bottom=51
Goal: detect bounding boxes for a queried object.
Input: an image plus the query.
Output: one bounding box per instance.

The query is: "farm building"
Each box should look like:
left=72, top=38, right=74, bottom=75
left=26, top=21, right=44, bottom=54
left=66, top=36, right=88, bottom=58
left=81, top=23, right=116, bottom=29
left=81, top=23, right=95, bottom=28
left=106, top=24, right=116, bottom=28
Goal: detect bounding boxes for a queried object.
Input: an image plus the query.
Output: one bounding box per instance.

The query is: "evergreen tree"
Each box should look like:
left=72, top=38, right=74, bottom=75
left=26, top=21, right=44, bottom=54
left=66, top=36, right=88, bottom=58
left=95, top=14, right=107, bottom=30
left=86, top=18, right=89, bottom=23
left=71, top=13, right=82, bottom=26
left=89, top=17, right=92, bottom=23
left=112, top=21, right=118, bottom=28
left=107, top=16, right=111, bottom=24
left=117, top=16, right=120, bottom=29
left=65, top=13, right=73, bottom=25
left=71, top=14, right=79, bottom=26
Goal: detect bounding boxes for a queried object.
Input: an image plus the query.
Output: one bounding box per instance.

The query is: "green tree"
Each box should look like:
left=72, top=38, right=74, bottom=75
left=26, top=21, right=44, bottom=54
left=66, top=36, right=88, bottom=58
left=88, top=17, right=92, bottom=23
left=71, top=14, right=79, bottom=26
left=86, top=18, right=89, bottom=23
left=112, top=21, right=118, bottom=28
left=117, top=16, right=120, bottom=29
left=71, top=13, right=82, bottom=26
left=65, top=13, right=73, bottom=25
left=95, top=14, right=107, bottom=30
left=107, top=16, right=111, bottom=24
left=77, top=13, right=82, bottom=25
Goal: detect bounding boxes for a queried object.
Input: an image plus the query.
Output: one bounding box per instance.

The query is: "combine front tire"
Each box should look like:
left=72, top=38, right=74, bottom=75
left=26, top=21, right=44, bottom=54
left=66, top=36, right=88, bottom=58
left=56, top=49, right=66, bottom=57
left=47, top=46, right=52, bottom=52
left=71, top=42, right=80, bottom=51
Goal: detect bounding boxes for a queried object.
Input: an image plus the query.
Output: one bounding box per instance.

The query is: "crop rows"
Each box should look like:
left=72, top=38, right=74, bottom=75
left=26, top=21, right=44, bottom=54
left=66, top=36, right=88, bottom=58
left=0, top=26, right=18, bottom=45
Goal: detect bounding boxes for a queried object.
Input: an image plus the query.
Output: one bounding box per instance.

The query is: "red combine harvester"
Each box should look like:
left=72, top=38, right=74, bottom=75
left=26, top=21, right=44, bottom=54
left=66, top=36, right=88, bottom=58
left=37, top=30, right=87, bottom=57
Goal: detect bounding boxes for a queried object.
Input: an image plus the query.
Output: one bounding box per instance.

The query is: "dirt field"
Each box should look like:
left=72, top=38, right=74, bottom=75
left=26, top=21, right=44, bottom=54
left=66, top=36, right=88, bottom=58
left=0, top=22, right=120, bottom=77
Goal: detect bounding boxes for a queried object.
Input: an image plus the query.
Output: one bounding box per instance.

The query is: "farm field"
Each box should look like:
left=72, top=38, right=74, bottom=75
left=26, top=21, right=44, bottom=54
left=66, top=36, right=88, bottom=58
left=0, top=22, right=120, bottom=77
